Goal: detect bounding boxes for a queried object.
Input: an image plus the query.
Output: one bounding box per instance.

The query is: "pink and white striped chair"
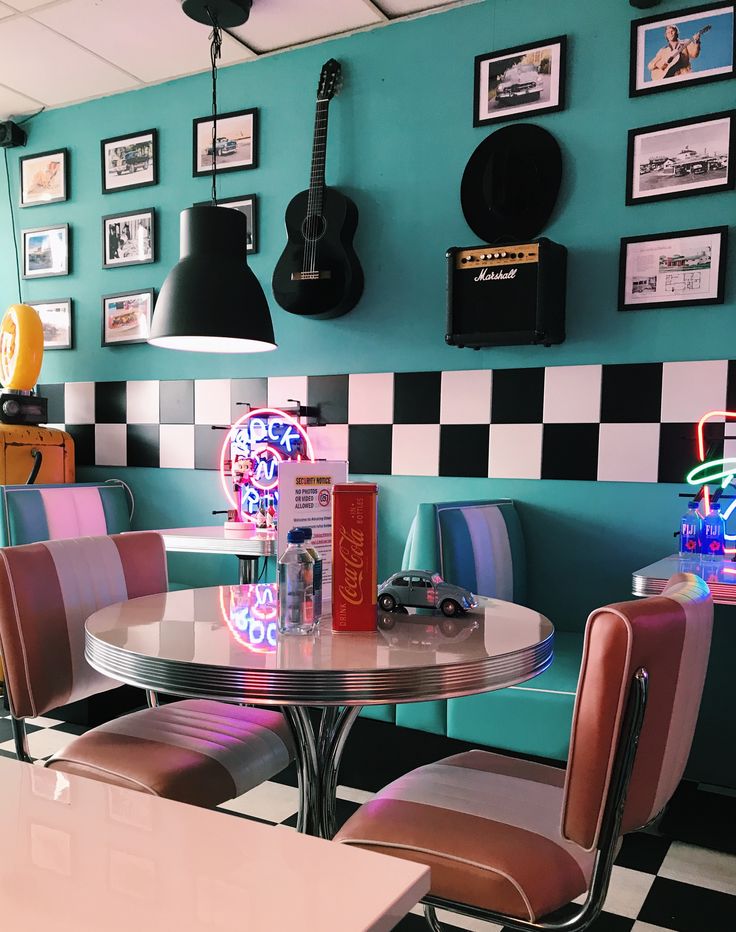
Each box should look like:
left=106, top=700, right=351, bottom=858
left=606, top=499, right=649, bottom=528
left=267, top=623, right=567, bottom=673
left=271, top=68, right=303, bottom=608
left=0, top=532, right=294, bottom=808
left=336, top=573, right=713, bottom=931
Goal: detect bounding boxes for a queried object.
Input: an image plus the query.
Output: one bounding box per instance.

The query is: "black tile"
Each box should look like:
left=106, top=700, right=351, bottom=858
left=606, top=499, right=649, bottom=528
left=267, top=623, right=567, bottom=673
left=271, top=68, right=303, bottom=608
left=639, top=877, right=734, bottom=932
left=348, top=425, right=392, bottom=474
left=394, top=372, right=441, bottom=424
left=491, top=367, right=545, bottom=424
left=615, top=832, right=671, bottom=873
left=230, top=378, right=268, bottom=423
left=159, top=379, right=194, bottom=424
left=95, top=380, right=126, bottom=423
left=658, top=423, right=719, bottom=484
left=127, top=424, right=160, bottom=468
left=308, top=374, right=349, bottom=424
left=268, top=761, right=299, bottom=788
left=396, top=915, right=467, bottom=932
left=601, top=363, right=663, bottom=424
left=50, top=721, right=90, bottom=737
left=542, top=424, right=600, bottom=481
left=659, top=780, right=736, bottom=854
left=37, top=383, right=65, bottom=423
left=281, top=797, right=359, bottom=833
left=65, top=424, right=95, bottom=466
left=726, top=360, right=736, bottom=412
left=194, top=424, right=224, bottom=470
left=439, top=424, right=489, bottom=477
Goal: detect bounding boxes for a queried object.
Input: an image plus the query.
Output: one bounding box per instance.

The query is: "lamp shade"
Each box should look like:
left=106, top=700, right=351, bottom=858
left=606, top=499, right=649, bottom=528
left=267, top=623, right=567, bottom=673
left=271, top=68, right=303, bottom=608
left=149, top=206, right=277, bottom=353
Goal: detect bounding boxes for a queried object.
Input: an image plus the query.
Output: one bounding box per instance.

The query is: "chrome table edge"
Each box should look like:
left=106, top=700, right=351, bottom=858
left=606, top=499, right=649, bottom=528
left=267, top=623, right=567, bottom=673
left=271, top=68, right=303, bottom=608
left=161, top=533, right=276, bottom=557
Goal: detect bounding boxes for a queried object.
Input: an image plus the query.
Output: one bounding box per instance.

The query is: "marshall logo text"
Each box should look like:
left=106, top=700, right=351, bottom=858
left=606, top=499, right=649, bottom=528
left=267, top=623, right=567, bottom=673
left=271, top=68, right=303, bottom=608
left=474, top=267, right=518, bottom=282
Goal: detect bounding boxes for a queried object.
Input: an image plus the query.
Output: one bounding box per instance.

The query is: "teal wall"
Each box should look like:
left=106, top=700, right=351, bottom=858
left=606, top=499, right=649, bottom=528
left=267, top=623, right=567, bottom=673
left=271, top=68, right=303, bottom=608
left=1, top=0, right=734, bottom=783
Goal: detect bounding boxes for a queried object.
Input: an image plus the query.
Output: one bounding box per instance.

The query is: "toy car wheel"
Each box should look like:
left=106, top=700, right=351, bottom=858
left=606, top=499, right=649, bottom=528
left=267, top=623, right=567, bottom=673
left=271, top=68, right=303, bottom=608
left=440, top=598, right=461, bottom=617
left=439, top=619, right=459, bottom=637
left=379, top=593, right=396, bottom=611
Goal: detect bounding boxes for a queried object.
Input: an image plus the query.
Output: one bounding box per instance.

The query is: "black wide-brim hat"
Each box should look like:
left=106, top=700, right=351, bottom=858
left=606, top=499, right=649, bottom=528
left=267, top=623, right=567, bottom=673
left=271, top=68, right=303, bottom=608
left=461, top=123, right=562, bottom=243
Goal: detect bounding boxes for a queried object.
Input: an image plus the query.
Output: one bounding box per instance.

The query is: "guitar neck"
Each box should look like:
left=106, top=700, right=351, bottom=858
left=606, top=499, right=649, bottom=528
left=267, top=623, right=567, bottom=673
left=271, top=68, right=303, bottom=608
left=307, top=98, right=330, bottom=217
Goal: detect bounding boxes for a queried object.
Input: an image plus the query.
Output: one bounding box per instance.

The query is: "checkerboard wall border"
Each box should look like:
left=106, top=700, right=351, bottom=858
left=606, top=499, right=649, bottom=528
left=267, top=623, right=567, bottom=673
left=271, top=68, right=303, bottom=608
left=39, top=359, right=736, bottom=483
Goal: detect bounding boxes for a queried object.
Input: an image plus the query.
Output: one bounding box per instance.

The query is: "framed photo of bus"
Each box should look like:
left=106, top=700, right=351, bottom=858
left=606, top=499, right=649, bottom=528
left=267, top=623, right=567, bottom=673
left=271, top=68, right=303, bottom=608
left=626, top=111, right=735, bottom=204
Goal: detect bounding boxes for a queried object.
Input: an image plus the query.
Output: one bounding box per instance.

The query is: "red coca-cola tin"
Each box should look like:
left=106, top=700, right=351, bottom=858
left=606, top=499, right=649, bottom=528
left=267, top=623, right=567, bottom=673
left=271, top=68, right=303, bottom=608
left=331, top=483, right=378, bottom=632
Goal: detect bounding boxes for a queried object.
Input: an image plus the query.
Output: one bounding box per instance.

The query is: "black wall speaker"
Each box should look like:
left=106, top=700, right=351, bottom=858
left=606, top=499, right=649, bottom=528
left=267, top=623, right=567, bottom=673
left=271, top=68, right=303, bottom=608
left=0, top=121, right=27, bottom=148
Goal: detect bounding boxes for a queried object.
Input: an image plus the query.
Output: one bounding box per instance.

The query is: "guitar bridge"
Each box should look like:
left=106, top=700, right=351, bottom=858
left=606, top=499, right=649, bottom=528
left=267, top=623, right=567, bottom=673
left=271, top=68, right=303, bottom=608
left=291, top=271, right=332, bottom=281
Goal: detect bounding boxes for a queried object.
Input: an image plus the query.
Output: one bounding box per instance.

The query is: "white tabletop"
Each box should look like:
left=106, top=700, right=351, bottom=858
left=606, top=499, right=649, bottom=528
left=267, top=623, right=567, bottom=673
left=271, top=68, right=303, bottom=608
left=159, top=526, right=277, bottom=557
left=0, top=756, right=429, bottom=932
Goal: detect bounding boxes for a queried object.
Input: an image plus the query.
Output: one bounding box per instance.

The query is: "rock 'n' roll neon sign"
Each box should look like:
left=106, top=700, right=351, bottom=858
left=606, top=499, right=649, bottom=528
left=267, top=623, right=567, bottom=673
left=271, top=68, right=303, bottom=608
left=219, top=407, right=315, bottom=527
left=220, top=584, right=278, bottom=652
left=686, top=410, right=736, bottom=554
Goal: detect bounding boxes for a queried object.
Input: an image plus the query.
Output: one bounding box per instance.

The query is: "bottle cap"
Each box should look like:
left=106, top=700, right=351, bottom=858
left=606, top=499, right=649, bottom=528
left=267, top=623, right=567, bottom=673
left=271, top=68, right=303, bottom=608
left=297, top=526, right=313, bottom=539
left=688, top=502, right=699, bottom=509
left=711, top=504, right=721, bottom=512
left=287, top=528, right=306, bottom=544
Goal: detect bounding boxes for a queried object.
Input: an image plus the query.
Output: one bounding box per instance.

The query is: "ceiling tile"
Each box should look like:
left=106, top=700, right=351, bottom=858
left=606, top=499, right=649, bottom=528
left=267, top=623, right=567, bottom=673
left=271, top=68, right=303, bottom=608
left=0, top=82, right=43, bottom=120
left=0, top=18, right=139, bottom=106
left=32, top=0, right=253, bottom=85
left=0, top=3, right=14, bottom=20
left=377, top=0, right=459, bottom=14
left=231, top=0, right=384, bottom=52
left=3, top=0, right=56, bottom=9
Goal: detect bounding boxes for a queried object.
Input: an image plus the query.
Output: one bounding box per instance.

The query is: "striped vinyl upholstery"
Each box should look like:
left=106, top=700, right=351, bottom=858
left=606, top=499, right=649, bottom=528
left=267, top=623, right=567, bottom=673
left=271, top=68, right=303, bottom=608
left=336, top=574, right=713, bottom=922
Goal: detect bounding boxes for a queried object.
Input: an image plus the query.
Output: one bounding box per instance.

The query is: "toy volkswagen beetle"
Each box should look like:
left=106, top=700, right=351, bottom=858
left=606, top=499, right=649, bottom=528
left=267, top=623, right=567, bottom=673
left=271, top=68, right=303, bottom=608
left=377, top=570, right=477, bottom=617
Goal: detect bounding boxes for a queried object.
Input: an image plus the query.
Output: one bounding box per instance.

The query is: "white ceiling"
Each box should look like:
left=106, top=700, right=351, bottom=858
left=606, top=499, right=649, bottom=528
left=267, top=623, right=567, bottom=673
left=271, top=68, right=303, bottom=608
left=0, top=0, right=478, bottom=120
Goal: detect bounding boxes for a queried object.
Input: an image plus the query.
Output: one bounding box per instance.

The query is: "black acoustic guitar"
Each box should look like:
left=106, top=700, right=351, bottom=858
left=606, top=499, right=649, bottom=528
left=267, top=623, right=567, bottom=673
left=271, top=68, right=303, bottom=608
left=272, top=59, right=363, bottom=319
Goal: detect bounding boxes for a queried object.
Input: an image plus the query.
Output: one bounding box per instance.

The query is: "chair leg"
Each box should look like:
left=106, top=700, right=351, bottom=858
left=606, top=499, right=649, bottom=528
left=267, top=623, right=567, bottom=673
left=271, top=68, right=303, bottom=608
left=145, top=690, right=160, bottom=708
left=424, top=905, right=445, bottom=931
left=11, top=717, right=32, bottom=763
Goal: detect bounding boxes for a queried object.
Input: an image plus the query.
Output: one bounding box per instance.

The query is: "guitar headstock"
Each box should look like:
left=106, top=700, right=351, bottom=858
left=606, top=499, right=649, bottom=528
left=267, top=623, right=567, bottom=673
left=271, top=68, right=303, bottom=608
left=317, top=59, right=342, bottom=101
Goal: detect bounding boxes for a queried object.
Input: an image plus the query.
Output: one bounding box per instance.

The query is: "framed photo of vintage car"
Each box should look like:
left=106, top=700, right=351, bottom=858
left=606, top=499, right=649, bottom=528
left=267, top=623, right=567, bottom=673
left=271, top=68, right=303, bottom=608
left=192, top=108, right=258, bottom=177
left=101, top=128, right=157, bottom=193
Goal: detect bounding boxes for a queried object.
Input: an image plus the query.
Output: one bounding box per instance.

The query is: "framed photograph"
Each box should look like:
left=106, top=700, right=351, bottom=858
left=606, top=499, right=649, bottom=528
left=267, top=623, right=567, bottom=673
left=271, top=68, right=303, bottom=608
left=626, top=110, right=735, bottom=204
left=102, top=208, right=154, bottom=268
left=19, top=148, right=68, bottom=207
left=101, top=128, right=157, bottom=194
left=194, top=194, right=258, bottom=253
left=30, top=298, right=73, bottom=350
left=630, top=2, right=735, bottom=97
left=618, top=226, right=728, bottom=311
left=102, top=289, right=154, bottom=346
left=473, top=35, right=566, bottom=126
left=192, top=108, right=258, bottom=177
left=22, top=224, right=69, bottom=279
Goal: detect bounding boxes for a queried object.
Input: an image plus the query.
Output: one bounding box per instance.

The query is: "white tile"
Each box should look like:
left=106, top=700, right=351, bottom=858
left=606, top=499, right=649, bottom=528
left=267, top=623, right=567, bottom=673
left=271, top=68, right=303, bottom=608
left=309, top=424, right=348, bottom=462
left=159, top=424, right=195, bottom=470
left=631, top=923, right=678, bottom=932
left=336, top=785, right=375, bottom=804
left=26, top=716, right=62, bottom=728
left=95, top=424, right=126, bottom=467
left=267, top=376, right=308, bottom=410
left=64, top=381, right=94, bottom=424
left=488, top=424, right=543, bottom=479
left=543, top=365, right=602, bottom=423
left=219, top=780, right=300, bottom=824
left=231, top=0, right=382, bottom=53
left=126, top=381, right=159, bottom=425
left=597, top=423, right=661, bottom=483
left=660, top=360, right=728, bottom=423
left=195, top=379, right=232, bottom=425
left=392, top=424, right=440, bottom=476
left=724, top=439, right=736, bottom=470
left=600, top=865, right=655, bottom=919
left=440, top=370, right=492, bottom=424
left=348, top=373, right=393, bottom=424
left=0, top=82, right=42, bottom=120
left=0, top=728, right=71, bottom=759
left=725, top=420, right=736, bottom=437
left=658, top=840, right=736, bottom=896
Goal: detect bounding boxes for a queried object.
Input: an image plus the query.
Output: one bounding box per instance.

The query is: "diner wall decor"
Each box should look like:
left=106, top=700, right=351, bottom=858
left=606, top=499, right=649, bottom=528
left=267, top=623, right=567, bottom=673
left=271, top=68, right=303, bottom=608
left=100, top=128, right=158, bottom=194
left=19, top=148, right=68, bottom=207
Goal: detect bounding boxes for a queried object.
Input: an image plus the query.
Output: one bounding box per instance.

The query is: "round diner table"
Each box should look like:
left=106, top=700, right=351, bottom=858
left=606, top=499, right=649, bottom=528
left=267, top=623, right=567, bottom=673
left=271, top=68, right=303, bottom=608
left=85, top=585, right=554, bottom=838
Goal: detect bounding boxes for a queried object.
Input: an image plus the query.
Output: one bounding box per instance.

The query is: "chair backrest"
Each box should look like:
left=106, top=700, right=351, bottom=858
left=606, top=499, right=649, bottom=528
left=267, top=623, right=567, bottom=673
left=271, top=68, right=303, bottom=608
left=0, top=532, right=167, bottom=719
left=562, top=572, right=713, bottom=851
left=402, top=499, right=526, bottom=603
left=0, top=481, right=133, bottom=547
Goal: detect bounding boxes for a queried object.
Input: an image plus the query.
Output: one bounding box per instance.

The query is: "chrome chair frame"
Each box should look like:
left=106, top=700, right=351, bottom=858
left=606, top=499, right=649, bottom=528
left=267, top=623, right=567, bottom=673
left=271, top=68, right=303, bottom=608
left=422, top=668, right=649, bottom=932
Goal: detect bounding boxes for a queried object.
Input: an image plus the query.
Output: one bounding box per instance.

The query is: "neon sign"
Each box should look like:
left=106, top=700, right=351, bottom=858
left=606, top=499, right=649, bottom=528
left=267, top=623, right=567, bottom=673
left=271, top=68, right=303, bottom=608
left=220, top=584, right=278, bottom=652
left=686, top=410, right=736, bottom=553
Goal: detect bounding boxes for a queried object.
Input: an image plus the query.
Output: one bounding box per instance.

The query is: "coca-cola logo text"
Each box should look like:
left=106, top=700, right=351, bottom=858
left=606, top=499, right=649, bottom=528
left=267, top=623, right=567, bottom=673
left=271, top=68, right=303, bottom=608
left=337, top=525, right=365, bottom=605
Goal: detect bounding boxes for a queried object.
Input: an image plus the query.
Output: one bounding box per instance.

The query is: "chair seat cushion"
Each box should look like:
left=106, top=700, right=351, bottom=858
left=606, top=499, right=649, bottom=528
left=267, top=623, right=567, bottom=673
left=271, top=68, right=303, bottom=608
left=45, top=699, right=294, bottom=808
left=335, top=749, right=594, bottom=922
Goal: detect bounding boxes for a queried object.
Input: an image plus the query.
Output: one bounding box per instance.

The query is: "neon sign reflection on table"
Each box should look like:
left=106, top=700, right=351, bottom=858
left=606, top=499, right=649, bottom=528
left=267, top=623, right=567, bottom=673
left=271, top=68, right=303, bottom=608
left=220, top=584, right=279, bottom=652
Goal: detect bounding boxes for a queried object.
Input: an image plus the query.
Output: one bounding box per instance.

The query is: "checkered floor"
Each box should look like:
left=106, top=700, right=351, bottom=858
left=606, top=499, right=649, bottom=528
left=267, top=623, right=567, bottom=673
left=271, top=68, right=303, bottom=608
left=2, top=711, right=734, bottom=932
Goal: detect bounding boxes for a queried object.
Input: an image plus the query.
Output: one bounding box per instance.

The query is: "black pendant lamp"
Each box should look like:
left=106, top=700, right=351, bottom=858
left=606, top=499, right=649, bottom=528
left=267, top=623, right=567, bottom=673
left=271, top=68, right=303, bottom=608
left=149, top=0, right=276, bottom=353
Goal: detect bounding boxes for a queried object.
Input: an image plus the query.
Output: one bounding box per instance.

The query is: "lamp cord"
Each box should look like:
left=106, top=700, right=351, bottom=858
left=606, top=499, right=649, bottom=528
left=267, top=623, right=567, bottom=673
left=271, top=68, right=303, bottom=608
left=206, top=7, right=223, bottom=207
left=2, top=147, right=23, bottom=304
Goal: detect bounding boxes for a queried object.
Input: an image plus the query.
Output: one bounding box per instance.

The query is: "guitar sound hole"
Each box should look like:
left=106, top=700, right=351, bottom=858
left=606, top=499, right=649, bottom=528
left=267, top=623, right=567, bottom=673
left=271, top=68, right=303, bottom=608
left=302, top=215, right=327, bottom=243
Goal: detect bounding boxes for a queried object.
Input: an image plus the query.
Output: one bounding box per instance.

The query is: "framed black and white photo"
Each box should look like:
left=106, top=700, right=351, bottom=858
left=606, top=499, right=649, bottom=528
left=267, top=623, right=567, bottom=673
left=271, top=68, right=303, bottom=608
left=101, top=128, right=157, bottom=193
left=619, top=226, right=728, bottom=311
left=103, top=208, right=154, bottom=268
left=626, top=110, right=735, bottom=204
left=19, top=149, right=68, bottom=207
left=473, top=36, right=566, bottom=126
left=102, top=289, right=154, bottom=346
left=194, top=194, right=258, bottom=253
left=630, top=2, right=735, bottom=97
left=192, top=108, right=258, bottom=177
left=22, top=224, right=69, bottom=279
left=30, top=298, right=73, bottom=350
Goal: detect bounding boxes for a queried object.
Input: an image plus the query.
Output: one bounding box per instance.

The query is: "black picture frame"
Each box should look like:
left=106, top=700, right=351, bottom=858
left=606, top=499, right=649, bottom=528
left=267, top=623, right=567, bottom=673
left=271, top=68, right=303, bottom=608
left=19, top=148, right=69, bottom=207
left=626, top=110, right=735, bottom=205
left=194, top=194, right=258, bottom=253
left=102, top=207, right=155, bottom=268
left=100, top=128, right=158, bottom=194
left=101, top=289, right=154, bottom=346
left=618, top=225, right=728, bottom=311
left=21, top=223, right=70, bottom=279
left=30, top=298, right=73, bottom=350
left=192, top=108, right=259, bottom=177
left=473, top=35, right=567, bottom=127
left=630, top=2, right=736, bottom=97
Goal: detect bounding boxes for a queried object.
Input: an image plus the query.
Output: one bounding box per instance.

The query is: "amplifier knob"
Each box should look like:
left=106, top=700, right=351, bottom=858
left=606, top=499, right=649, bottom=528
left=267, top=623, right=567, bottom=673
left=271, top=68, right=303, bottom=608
left=461, top=258, right=467, bottom=264
left=493, top=253, right=500, bottom=259
left=518, top=252, right=524, bottom=258
left=500, top=252, right=507, bottom=258
left=2, top=398, right=20, bottom=418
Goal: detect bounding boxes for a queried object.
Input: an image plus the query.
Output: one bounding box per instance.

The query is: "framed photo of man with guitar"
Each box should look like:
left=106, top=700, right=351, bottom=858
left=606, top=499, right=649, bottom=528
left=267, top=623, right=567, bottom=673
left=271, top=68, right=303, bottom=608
left=630, top=2, right=735, bottom=97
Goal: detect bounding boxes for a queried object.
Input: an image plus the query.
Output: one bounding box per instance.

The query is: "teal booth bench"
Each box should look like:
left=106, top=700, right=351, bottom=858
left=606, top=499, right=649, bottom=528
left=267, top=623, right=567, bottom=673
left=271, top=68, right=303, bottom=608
left=362, top=499, right=584, bottom=763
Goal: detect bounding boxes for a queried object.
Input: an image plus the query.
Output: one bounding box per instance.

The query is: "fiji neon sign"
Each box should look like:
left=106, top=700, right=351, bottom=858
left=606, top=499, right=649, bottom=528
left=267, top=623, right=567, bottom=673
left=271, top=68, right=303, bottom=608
left=686, top=410, right=736, bottom=554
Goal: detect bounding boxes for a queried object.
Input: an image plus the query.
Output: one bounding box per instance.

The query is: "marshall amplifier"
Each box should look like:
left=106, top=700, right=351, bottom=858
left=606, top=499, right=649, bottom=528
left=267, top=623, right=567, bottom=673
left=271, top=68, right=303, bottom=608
left=446, top=238, right=566, bottom=348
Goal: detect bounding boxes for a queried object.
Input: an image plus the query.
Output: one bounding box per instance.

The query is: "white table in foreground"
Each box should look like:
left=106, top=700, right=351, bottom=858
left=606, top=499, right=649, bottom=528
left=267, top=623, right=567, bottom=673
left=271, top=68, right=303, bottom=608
left=632, top=554, right=736, bottom=605
left=0, top=756, right=429, bottom=932
left=159, top=525, right=277, bottom=583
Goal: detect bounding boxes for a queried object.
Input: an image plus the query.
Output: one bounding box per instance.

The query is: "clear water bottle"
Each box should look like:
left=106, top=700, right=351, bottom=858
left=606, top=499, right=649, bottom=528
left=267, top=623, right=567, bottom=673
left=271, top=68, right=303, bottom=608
left=278, top=528, right=315, bottom=635
left=680, top=502, right=703, bottom=555
left=298, top=527, right=323, bottom=624
left=702, top=503, right=726, bottom=561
